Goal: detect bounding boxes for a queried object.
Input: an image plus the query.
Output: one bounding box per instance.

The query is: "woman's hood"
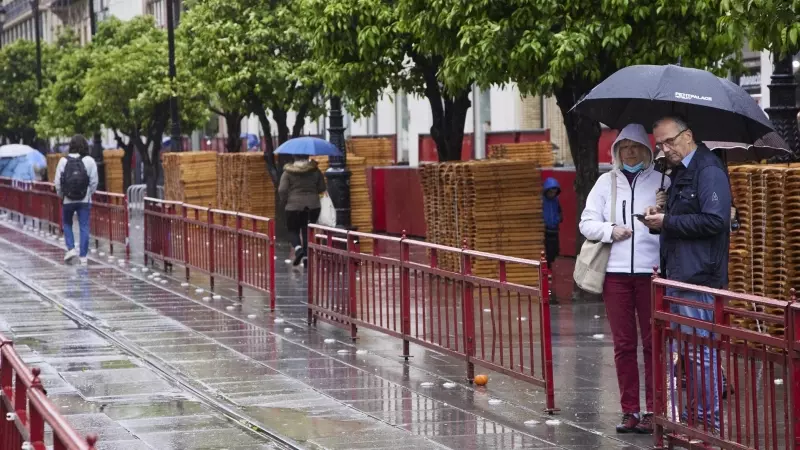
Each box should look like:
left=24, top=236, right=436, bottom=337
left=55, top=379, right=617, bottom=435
left=284, top=159, right=319, bottom=174
left=611, top=123, right=653, bottom=165
left=543, top=177, right=561, bottom=195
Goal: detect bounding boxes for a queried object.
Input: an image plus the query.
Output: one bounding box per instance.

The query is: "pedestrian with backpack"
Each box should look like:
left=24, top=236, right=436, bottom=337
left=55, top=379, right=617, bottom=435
left=54, top=135, right=98, bottom=265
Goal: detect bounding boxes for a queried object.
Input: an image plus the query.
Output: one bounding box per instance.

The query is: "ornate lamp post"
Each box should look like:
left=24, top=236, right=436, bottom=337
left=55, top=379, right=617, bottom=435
left=29, top=0, right=41, bottom=91
left=766, top=55, right=800, bottom=159
left=89, top=0, right=105, bottom=190
left=166, top=0, right=182, bottom=152
left=0, top=8, right=7, bottom=50
left=325, top=96, right=351, bottom=229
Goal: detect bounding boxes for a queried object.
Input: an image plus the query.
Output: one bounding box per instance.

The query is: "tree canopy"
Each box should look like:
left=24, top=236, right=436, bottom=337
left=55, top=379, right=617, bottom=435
left=182, top=0, right=324, bottom=183
left=300, top=0, right=476, bottom=162
left=75, top=16, right=208, bottom=192
left=427, top=0, right=744, bottom=252
left=721, top=0, right=800, bottom=59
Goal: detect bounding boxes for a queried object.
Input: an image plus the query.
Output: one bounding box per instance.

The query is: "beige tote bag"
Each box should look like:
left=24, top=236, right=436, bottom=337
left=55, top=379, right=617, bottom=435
left=573, top=172, right=617, bottom=294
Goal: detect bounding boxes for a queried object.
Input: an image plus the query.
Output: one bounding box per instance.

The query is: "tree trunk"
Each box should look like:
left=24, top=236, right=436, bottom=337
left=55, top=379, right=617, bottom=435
left=121, top=145, right=134, bottom=191
left=224, top=113, right=243, bottom=153
left=555, top=84, right=602, bottom=302
left=427, top=88, right=471, bottom=162
left=253, top=102, right=279, bottom=186
left=271, top=107, right=294, bottom=173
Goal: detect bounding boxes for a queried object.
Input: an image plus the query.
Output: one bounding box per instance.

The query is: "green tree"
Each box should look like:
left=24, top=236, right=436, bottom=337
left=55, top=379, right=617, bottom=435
left=78, top=16, right=208, bottom=194
left=0, top=41, right=42, bottom=145
left=182, top=0, right=324, bottom=184
left=434, top=0, right=744, bottom=254
left=300, top=0, right=473, bottom=162
left=37, top=29, right=99, bottom=140
left=720, top=0, right=800, bottom=60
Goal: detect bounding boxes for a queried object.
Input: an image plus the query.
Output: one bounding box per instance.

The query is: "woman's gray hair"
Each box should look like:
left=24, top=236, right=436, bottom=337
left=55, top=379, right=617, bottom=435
left=613, top=140, right=653, bottom=171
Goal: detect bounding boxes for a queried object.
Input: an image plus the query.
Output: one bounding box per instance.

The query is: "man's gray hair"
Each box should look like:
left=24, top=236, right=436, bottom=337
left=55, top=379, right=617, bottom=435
left=653, top=116, right=690, bottom=132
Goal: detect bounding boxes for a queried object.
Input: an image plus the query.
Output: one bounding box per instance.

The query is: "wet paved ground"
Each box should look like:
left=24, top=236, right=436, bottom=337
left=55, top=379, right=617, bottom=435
left=0, top=214, right=656, bottom=449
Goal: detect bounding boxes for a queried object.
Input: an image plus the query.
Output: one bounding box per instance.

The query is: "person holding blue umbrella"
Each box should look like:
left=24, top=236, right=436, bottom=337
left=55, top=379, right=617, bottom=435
left=276, top=137, right=338, bottom=267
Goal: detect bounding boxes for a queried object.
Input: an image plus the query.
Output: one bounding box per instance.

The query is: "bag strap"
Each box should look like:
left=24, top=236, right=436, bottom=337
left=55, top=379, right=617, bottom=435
left=609, top=171, right=617, bottom=224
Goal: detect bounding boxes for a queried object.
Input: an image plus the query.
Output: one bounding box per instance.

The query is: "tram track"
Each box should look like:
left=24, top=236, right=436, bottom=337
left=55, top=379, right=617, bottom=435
left=0, top=266, right=308, bottom=450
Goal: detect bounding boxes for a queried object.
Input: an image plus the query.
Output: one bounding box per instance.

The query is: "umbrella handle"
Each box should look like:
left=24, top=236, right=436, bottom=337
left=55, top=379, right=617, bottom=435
left=660, top=171, right=666, bottom=190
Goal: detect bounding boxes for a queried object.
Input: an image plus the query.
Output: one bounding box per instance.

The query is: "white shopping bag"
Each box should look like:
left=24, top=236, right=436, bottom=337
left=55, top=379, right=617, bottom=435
left=317, top=194, right=337, bottom=228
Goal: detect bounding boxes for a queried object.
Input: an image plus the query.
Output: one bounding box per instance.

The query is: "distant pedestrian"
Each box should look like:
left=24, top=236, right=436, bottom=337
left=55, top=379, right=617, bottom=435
left=278, top=155, right=327, bottom=267
left=54, top=135, right=98, bottom=266
left=643, top=116, right=731, bottom=432
left=542, top=177, right=562, bottom=267
left=579, top=123, right=667, bottom=434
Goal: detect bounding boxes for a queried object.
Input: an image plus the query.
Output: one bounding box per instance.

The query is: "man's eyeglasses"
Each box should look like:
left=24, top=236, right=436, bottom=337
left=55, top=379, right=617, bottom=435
left=654, top=129, right=687, bottom=152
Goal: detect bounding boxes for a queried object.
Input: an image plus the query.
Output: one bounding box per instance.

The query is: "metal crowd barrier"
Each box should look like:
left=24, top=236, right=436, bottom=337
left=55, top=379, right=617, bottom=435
left=307, top=224, right=557, bottom=413
left=0, top=334, right=98, bottom=449
left=143, top=197, right=277, bottom=309
left=652, top=274, right=800, bottom=449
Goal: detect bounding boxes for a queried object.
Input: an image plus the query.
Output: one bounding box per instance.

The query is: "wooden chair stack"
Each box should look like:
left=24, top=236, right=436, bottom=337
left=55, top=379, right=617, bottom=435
left=347, top=138, right=394, bottom=166
left=420, top=160, right=545, bottom=285
left=102, top=149, right=125, bottom=194
left=46, top=153, right=62, bottom=182
left=162, top=152, right=217, bottom=206
left=487, top=142, right=555, bottom=167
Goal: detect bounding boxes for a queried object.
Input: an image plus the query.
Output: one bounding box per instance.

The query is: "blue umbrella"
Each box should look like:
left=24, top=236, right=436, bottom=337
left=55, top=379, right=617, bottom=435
left=274, top=137, right=342, bottom=157
left=240, top=133, right=260, bottom=149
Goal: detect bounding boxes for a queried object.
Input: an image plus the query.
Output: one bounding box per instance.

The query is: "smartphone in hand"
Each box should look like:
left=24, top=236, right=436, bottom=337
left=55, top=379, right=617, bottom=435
left=632, top=213, right=646, bottom=221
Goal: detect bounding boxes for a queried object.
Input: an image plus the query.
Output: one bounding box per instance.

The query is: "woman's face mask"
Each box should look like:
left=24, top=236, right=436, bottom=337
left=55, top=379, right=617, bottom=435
left=623, top=162, right=644, bottom=173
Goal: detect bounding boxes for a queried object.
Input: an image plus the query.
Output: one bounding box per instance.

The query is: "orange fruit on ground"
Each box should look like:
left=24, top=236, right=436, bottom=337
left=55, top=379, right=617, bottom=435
left=474, top=374, right=488, bottom=386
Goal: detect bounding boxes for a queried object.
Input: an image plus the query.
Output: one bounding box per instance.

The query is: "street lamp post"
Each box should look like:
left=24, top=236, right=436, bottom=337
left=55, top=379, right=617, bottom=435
left=88, top=0, right=106, bottom=190
left=766, top=55, right=800, bottom=160
left=325, top=96, right=351, bottom=229
left=166, top=0, right=182, bottom=152
left=30, top=0, right=42, bottom=91
left=0, top=8, right=7, bottom=50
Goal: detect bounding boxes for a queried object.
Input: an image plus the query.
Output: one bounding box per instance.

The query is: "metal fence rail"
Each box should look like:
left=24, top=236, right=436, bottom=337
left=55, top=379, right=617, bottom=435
left=90, top=192, right=129, bottom=257
left=0, top=333, right=97, bottom=450
left=144, top=197, right=277, bottom=309
left=652, top=274, right=799, bottom=450
left=307, top=224, right=557, bottom=413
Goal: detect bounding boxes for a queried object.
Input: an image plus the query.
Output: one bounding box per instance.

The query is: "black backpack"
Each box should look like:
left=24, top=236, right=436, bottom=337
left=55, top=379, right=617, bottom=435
left=61, top=156, right=90, bottom=201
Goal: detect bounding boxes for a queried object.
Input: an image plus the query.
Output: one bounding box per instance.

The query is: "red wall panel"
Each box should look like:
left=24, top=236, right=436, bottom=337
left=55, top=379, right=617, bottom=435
left=381, top=167, right=426, bottom=237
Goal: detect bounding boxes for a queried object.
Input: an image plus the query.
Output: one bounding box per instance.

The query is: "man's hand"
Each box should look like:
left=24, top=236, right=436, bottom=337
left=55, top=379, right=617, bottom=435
left=611, top=226, right=632, bottom=241
left=644, top=206, right=660, bottom=217
left=643, top=213, right=664, bottom=231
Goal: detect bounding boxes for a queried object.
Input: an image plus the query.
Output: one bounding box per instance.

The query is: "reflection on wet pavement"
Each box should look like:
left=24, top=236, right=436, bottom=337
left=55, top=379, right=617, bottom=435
left=0, top=218, right=654, bottom=449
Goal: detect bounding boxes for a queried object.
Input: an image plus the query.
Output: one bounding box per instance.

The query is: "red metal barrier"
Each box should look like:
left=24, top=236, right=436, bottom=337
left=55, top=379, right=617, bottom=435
left=0, top=179, right=62, bottom=234
left=0, top=334, right=97, bottom=449
left=91, top=191, right=129, bottom=257
left=144, top=197, right=276, bottom=309
left=651, top=275, right=799, bottom=450
left=307, top=224, right=557, bottom=412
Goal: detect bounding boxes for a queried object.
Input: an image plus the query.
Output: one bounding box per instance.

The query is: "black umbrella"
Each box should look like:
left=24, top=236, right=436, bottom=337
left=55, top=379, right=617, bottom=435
left=571, top=64, right=774, bottom=144
left=705, top=132, right=792, bottom=164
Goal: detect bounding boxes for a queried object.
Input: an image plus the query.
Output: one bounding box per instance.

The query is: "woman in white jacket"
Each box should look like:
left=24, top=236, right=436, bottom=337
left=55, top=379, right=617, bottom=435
left=579, top=123, right=669, bottom=434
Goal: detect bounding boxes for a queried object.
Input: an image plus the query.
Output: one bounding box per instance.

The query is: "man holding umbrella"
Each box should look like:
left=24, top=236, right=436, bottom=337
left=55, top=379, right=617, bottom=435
left=641, top=116, right=731, bottom=430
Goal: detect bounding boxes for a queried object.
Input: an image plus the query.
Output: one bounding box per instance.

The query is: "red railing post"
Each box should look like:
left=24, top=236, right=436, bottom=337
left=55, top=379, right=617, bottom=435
left=143, top=200, right=149, bottom=265
left=183, top=206, right=190, bottom=280
left=538, top=252, right=556, bottom=413
left=460, top=239, right=475, bottom=381
left=236, top=214, right=243, bottom=299
left=307, top=226, right=315, bottom=325
left=268, top=219, right=276, bottom=311
left=28, top=368, right=45, bottom=448
left=107, top=195, right=115, bottom=255
left=124, top=197, right=130, bottom=258
left=652, top=267, right=666, bottom=448
left=789, top=290, right=800, bottom=450
left=207, top=209, right=215, bottom=292
left=347, top=232, right=358, bottom=341
left=400, top=231, right=411, bottom=360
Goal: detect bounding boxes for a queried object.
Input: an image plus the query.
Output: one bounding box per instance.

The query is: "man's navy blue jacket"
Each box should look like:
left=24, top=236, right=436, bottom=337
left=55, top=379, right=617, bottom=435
left=660, top=144, right=731, bottom=288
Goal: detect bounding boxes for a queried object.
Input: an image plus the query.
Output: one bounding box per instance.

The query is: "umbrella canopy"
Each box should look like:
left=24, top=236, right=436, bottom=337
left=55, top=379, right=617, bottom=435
left=0, top=144, right=36, bottom=158
left=274, top=137, right=342, bottom=157
left=705, top=132, right=792, bottom=164
left=571, top=64, right=774, bottom=144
